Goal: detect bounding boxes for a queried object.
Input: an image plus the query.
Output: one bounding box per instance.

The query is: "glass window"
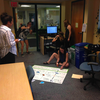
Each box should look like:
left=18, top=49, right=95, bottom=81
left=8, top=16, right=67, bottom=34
left=37, top=5, right=60, bottom=29
left=16, top=5, right=35, bottom=31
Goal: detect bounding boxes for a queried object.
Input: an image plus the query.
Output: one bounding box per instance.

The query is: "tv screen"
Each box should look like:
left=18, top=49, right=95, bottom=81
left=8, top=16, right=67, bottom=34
left=47, top=26, right=57, bottom=34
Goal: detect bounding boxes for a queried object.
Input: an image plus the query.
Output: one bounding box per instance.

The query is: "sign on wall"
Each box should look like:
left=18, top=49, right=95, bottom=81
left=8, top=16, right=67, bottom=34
left=10, top=2, right=18, bottom=7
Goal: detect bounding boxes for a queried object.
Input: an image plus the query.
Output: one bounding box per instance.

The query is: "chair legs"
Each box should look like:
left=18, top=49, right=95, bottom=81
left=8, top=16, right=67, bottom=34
left=80, top=74, right=100, bottom=90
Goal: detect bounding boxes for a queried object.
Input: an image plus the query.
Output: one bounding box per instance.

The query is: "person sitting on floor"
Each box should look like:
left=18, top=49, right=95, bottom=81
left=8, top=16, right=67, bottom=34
left=43, top=45, right=69, bottom=70
left=52, top=32, right=65, bottom=48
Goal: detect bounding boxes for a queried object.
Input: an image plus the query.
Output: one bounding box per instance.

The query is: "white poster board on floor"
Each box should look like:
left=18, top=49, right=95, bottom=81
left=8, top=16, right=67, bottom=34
left=32, top=65, right=69, bottom=84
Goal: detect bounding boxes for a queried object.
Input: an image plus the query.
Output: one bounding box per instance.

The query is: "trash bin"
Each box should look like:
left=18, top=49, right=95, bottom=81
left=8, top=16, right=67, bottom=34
left=75, top=43, right=89, bottom=69
left=70, top=45, right=75, bottom=65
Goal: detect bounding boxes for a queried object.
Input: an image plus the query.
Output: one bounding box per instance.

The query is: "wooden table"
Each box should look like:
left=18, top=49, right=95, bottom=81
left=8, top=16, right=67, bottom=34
left=0, top=62, right=33, bottom=100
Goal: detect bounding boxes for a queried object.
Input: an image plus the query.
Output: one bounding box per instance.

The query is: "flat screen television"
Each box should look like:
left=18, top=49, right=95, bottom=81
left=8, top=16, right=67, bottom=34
left=47, top=26, right=57, bottom=37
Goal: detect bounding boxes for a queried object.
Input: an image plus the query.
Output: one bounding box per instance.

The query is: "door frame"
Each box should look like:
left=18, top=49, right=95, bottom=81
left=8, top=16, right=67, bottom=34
left=13, top=3, right=61, bottom=51
left=71, top=0, right=85, bottom=42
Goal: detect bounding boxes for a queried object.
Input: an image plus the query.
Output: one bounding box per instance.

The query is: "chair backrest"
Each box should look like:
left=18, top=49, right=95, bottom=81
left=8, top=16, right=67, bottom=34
left=26, top=65, right=35, bottom=83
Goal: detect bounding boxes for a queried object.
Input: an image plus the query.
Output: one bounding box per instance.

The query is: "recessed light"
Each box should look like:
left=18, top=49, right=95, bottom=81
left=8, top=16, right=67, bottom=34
left=21, top=5, right=31, bottom=7
left=56, top=6, right=60, bottom=8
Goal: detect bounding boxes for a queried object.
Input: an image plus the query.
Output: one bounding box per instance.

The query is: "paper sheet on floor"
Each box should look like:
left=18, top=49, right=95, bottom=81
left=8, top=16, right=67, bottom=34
left=32, top=65, right=69, bottom=84
left=71, top=74, right=83, bottom=79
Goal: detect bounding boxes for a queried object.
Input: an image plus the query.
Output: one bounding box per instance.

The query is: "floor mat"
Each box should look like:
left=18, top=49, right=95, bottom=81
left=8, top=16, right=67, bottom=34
left=32, top=65, right=69, bottom=84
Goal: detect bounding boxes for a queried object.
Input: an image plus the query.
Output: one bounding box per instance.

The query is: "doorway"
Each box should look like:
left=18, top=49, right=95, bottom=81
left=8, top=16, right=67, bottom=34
left=71, top=0, right=85, bottom=43
left=13, top=3, right=61, bottom=53
left=15, top=4, right=37, bottom=53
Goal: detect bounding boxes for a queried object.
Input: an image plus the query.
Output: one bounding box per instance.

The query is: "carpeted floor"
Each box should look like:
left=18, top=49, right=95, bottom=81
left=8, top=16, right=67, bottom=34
left=15, top=51, right=100, bottom=100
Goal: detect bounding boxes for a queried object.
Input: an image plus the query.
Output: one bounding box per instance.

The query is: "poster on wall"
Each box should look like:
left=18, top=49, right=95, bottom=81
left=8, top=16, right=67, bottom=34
left=75, top=23, right=78, bottom=28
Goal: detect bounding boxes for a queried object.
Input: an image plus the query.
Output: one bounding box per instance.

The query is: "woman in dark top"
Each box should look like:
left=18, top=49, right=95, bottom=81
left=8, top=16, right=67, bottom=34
left=43, top=45, right=69, bottom=70
left=52, top=32, right=65, bottom=47
left=64, top=19, right=72, bottom=49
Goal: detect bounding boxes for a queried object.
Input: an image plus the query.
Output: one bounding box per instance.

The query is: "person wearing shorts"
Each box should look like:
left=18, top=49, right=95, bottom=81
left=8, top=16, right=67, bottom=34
left=19, top=22, right=32, bottom=57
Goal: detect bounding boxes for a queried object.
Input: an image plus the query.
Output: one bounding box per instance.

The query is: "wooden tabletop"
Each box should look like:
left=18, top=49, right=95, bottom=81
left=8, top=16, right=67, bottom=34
left=0, top=62, right=33, bottom=100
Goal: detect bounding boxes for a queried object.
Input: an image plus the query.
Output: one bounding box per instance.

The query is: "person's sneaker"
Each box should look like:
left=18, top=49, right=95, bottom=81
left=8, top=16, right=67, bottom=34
left=21, top=54, right=24, bottom=57
left=26, top=52, right=32, bottom=54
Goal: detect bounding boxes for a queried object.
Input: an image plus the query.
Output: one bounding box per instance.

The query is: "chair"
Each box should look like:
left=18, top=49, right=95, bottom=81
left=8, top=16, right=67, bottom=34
left=44, top=38, right=59, bottom=56
left=44, top=37, right=54, bottom=56
left=50, top=41, right=59, bottom=52
left=26, top=65, right=35, bottom=97
left=79, top=53, right=100, bottom=90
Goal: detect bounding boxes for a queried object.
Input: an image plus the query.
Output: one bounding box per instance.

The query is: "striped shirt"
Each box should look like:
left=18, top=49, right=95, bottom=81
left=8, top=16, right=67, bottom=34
left=0, top=25, right=17, bottom=58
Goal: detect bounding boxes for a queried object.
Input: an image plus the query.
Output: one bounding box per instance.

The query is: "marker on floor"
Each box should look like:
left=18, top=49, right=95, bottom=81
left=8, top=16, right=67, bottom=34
left=39, top=81, right=44, bottom=84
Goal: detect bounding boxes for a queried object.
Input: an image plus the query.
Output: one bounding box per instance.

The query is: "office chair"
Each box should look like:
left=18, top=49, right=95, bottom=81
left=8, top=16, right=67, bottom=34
left=79, top=53, right=100, bottom=90
left=44, top=36, right=54, bottom=56
left=26, top=65, right=35, bottom=97
left=50, top=41, right=59, bottom=51
left=50, top=38, right=64, bottom=52
left=44, top=36, right=58, bottom=56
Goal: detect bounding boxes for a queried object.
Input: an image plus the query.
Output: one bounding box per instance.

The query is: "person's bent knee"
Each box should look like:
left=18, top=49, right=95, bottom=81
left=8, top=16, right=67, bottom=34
left=53, top=52, right=57, bottom=55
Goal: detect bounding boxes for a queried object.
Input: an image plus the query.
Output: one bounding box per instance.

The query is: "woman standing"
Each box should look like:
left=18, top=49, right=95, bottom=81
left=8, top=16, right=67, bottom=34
left=19, top=22, right=32, bottom=57
left=64, top=19, right=72, bottom=49
left=0, top=13, right=19, bottom=64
